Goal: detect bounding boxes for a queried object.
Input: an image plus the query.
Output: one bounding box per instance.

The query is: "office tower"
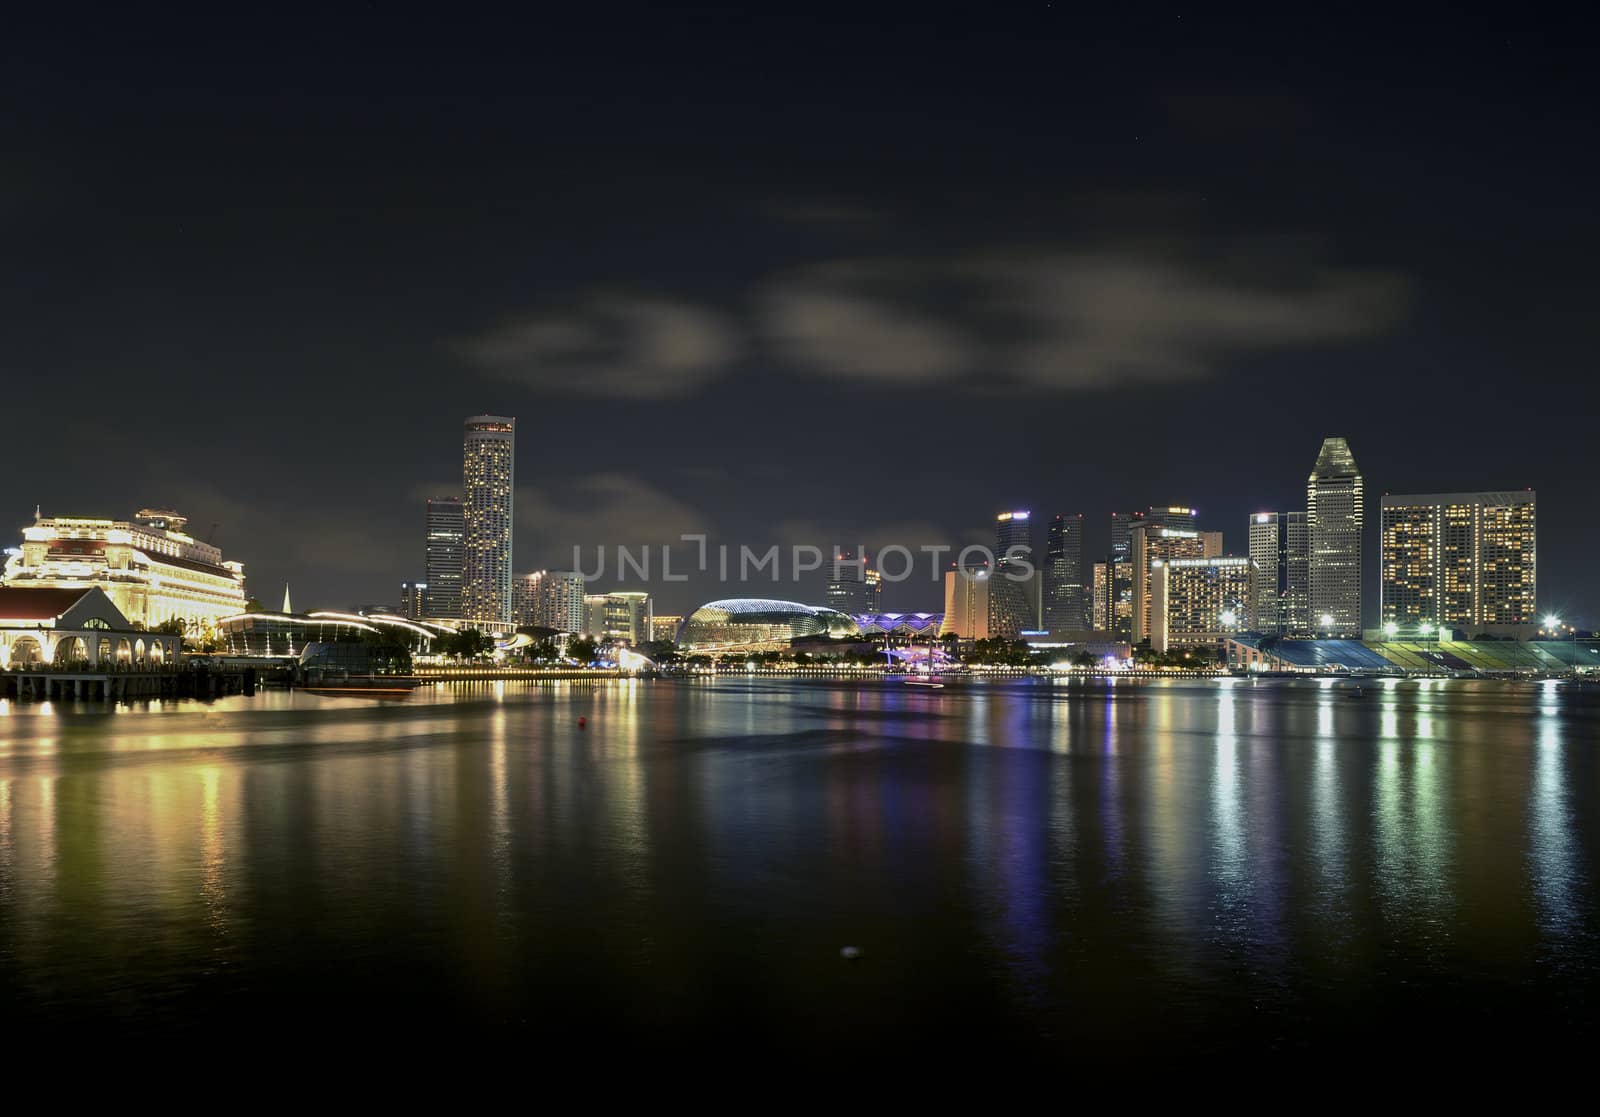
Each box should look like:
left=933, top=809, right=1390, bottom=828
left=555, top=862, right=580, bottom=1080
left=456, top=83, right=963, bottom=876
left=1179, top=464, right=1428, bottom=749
left=827, top=551, right=881, bottom=614
left=1201, top=531, right=1224, bottom=559
left=1092, top=562, right=1108, bottom=630
left=990, top=511, right=1033, bottom=638
left=424, top=496, right=465, bottom=619
left=1110, top=511, right=1145, bottom=559
left=1130, top=523, right=1205, bottom=642
left=1248, top=511, right=1310, bottom=636
left=400, top=581, right=429, bottom=621
left=1045, top=513, right=1087, bottom=631
left=1146, top=506, right=1199, bottom=532
left=940, top=566, right=992, bottom=639
left=1307, top=437, right=1364, bottom=636
left=1380, top=491, right=1537, bottom=629
left=462, top=415, right=515, bottom=625
left=1151, top=557, right=1254, bottom=653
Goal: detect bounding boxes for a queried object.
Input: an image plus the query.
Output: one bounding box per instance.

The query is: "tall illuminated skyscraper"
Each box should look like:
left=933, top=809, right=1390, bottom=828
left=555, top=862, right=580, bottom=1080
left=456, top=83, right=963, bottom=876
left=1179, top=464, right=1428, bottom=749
left=990, top=510, right=1033, bottom=638
left=1129, top=523, right=1205, bottom=642
left=1307, top=437, right=1363, bottom=636
left=1044, top=513, right=1086, bottom=631
left=1248, top=511, right=1309, bottom=636
left=424, top=496, right=464, bottom=619
left=462, top=415, right=516, bottom=625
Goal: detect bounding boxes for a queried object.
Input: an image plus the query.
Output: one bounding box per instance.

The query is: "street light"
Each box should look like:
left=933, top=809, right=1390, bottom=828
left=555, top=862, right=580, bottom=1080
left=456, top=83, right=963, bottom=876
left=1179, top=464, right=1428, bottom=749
left=1384, top=622, right=1398, bottom=639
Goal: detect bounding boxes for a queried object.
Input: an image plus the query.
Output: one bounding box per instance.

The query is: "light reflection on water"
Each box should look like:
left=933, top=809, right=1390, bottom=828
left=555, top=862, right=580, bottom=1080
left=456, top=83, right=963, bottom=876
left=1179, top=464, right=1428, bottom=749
left=0, top=676, right=1596, bottom=1055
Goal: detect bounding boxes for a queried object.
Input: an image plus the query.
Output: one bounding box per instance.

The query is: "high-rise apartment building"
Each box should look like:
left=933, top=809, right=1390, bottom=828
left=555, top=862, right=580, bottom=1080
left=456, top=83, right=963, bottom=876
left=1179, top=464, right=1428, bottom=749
left=514, top=571, right=546, bottom=627
left=1307, top=437, right=1364, bottom=636
left=1247, top=511, right=1310, bottom=637
left=1044, top=513, right=1086, bottom=631
left=1151, top=556, right=1254, bottom=653
left=1092, top=562, right=1108, bottom=631
left=1380, top=491, right=1536, bottom=629
left=1130, top=524, right=1205, bottom=642
left=462, top=415, right=515, bottom=625
left=543, top=571, right=586, bottom=632
left=424, top=496, right=465, bottom=619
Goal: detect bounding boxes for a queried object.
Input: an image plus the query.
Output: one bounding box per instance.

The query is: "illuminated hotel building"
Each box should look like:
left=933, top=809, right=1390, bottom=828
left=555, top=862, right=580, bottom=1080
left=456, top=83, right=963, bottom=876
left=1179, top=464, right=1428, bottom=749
left=2, top=507, right=246, bottom=632
left=1380, top=491, right=1537, bottom=629
left=1308, top=437, right=1364, bottom=636
left=1091, top=561, right=1108, bottom=631
left=462, top=416, right=515, bottom=625
left=424, top=496, right=465, bottom=619
left=1150, top=556, right=1254, bottom=653
left=514, top=571, right=546, bottom=627
left=1044, top=513, right=1086, bottom=631
left=514, top=569, right=587, bottom=631
left=651, top=614, right=683, bottom=643
left=1129, top=524, right=1204, bottom=643
left=1145, top=506, right=1198, bottom=533
left=1248, top=511, right=1310, bottom=636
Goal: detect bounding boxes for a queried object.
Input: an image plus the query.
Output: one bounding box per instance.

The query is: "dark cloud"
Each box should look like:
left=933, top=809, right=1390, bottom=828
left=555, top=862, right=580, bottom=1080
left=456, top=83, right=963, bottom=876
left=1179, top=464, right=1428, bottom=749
left=761, top=246, right=1408, bottom=390
left=458, top=293, right=739, bottom=400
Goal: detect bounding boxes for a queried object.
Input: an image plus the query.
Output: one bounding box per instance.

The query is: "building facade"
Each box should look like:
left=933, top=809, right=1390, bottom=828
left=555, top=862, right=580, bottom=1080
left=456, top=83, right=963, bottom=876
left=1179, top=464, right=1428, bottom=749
left=1044, top=513, right=1086, bottom=632
left=1130, top=524, right=1205, bottom=643
left=1248, top=511, right=1310, bottom=637
left=1308, top=437, right=1364, bottom=636
left=400, top=581, right=428, bottom=621
left=585, top=591, right=653, bottom=645
left=1150, top=557, right=1254, bottom=653
left=461, top=416, right=515, bottom=625
left=1091, top=561, right=1108, bottom=631
left=3, top=508, right=246, bottom=633
left=1380, top=491, right=1537, bottom=630
left=423, top=496, right=465, bottom=619
left=940, top=567, right=992, bottom=640
left=651, top=614, right=683, bottom=643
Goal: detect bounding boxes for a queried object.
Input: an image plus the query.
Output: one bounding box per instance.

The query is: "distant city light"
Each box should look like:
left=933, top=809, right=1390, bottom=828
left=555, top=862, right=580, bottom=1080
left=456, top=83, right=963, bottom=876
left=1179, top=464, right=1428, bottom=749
left=1545, top=614, right=1561, bottom=629
left=1320, top=613, right=1334, bottom=628
left=1384, top=622, right=1398, bottom=637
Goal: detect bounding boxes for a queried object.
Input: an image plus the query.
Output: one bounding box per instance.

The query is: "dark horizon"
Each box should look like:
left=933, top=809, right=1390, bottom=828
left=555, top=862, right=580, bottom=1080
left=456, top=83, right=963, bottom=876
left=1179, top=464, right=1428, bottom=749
left=6, top=9, right=1596, bottom=623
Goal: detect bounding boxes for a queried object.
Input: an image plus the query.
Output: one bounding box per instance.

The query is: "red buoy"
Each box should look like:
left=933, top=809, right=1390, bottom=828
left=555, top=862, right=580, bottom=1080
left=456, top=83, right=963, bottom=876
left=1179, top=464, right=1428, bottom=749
left=577, top=716, right=587, bottom=729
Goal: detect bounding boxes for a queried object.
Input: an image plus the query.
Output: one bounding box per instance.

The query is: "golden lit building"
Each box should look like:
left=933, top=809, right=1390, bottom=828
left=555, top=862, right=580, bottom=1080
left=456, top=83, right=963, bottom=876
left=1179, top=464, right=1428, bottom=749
left=651, top=614, right=683, bottom=643
left=1380, top=491, right=1536, bottom=630
left=1130, top=524, right=1205, bottom=643
left=1151, top=557, right=1254, bottom=653
left=3, top=508, right=246, bottom=634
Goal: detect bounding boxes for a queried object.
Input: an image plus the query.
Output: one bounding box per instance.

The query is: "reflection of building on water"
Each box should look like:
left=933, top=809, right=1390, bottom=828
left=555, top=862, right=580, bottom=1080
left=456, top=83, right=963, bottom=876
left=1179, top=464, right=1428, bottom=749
left=2, top=507, right=246, bottom=633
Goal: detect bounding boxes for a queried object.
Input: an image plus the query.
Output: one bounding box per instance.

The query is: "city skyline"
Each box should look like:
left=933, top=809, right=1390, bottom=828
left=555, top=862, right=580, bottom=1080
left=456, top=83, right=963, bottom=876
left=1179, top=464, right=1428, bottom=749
left=5, top=12, right=1597, bottom=626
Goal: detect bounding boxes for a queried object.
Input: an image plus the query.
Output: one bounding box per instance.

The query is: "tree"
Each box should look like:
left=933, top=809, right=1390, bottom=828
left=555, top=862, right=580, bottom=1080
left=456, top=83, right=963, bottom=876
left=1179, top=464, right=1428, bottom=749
left=154, top=618, right=187, bottom=635
left=566, top=636, right=599, bottom=665
left=444, top=628, right=494, bottom=660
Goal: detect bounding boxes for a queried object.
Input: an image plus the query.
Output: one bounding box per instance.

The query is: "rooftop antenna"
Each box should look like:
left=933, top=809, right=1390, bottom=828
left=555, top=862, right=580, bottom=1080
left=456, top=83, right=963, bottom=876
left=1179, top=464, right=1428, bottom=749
left=282, top=583, right=293, bottom=614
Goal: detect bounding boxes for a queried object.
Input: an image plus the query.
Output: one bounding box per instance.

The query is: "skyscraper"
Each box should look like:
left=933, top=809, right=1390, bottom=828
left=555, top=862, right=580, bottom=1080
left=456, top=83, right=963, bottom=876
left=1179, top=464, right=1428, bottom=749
left=542, top=571, right=586, bottom=632
left=1130, top=523, right=1205, bottom=642
left=1110, top=511, right=1145, bottom=559
left=990, top=511, right=1033, bottom=638
left=1145, top=506, right=1198, bottom=532
left=827, top=550, right=882, bottom=614
left=1380, top=491, right=1536, bottom=630
left=514, top=571, right=546, bottom=627
left=1091, top=561, right=1108, bottom=630
left=1044, top=513, right=1086, bottom=631
left=1248, top=511, right=1310, bottom=637
left=424, top=496, right=465, bottom=619
left=940, top=565, right=991, bottom=639
left=462, top=415, right=515, bottom=625
left=1307, top=437, right=1364, bottom=636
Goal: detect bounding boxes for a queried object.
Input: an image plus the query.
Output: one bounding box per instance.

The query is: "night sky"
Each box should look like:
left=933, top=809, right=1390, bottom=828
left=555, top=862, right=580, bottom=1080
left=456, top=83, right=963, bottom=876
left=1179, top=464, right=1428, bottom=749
left=6, top=9, right=1597, bottom=623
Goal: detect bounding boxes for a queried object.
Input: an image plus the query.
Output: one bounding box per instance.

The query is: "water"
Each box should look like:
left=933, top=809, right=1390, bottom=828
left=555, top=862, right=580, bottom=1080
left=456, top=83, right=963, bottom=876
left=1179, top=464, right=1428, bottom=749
left=1, top=676, right=1596, bottom=1059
